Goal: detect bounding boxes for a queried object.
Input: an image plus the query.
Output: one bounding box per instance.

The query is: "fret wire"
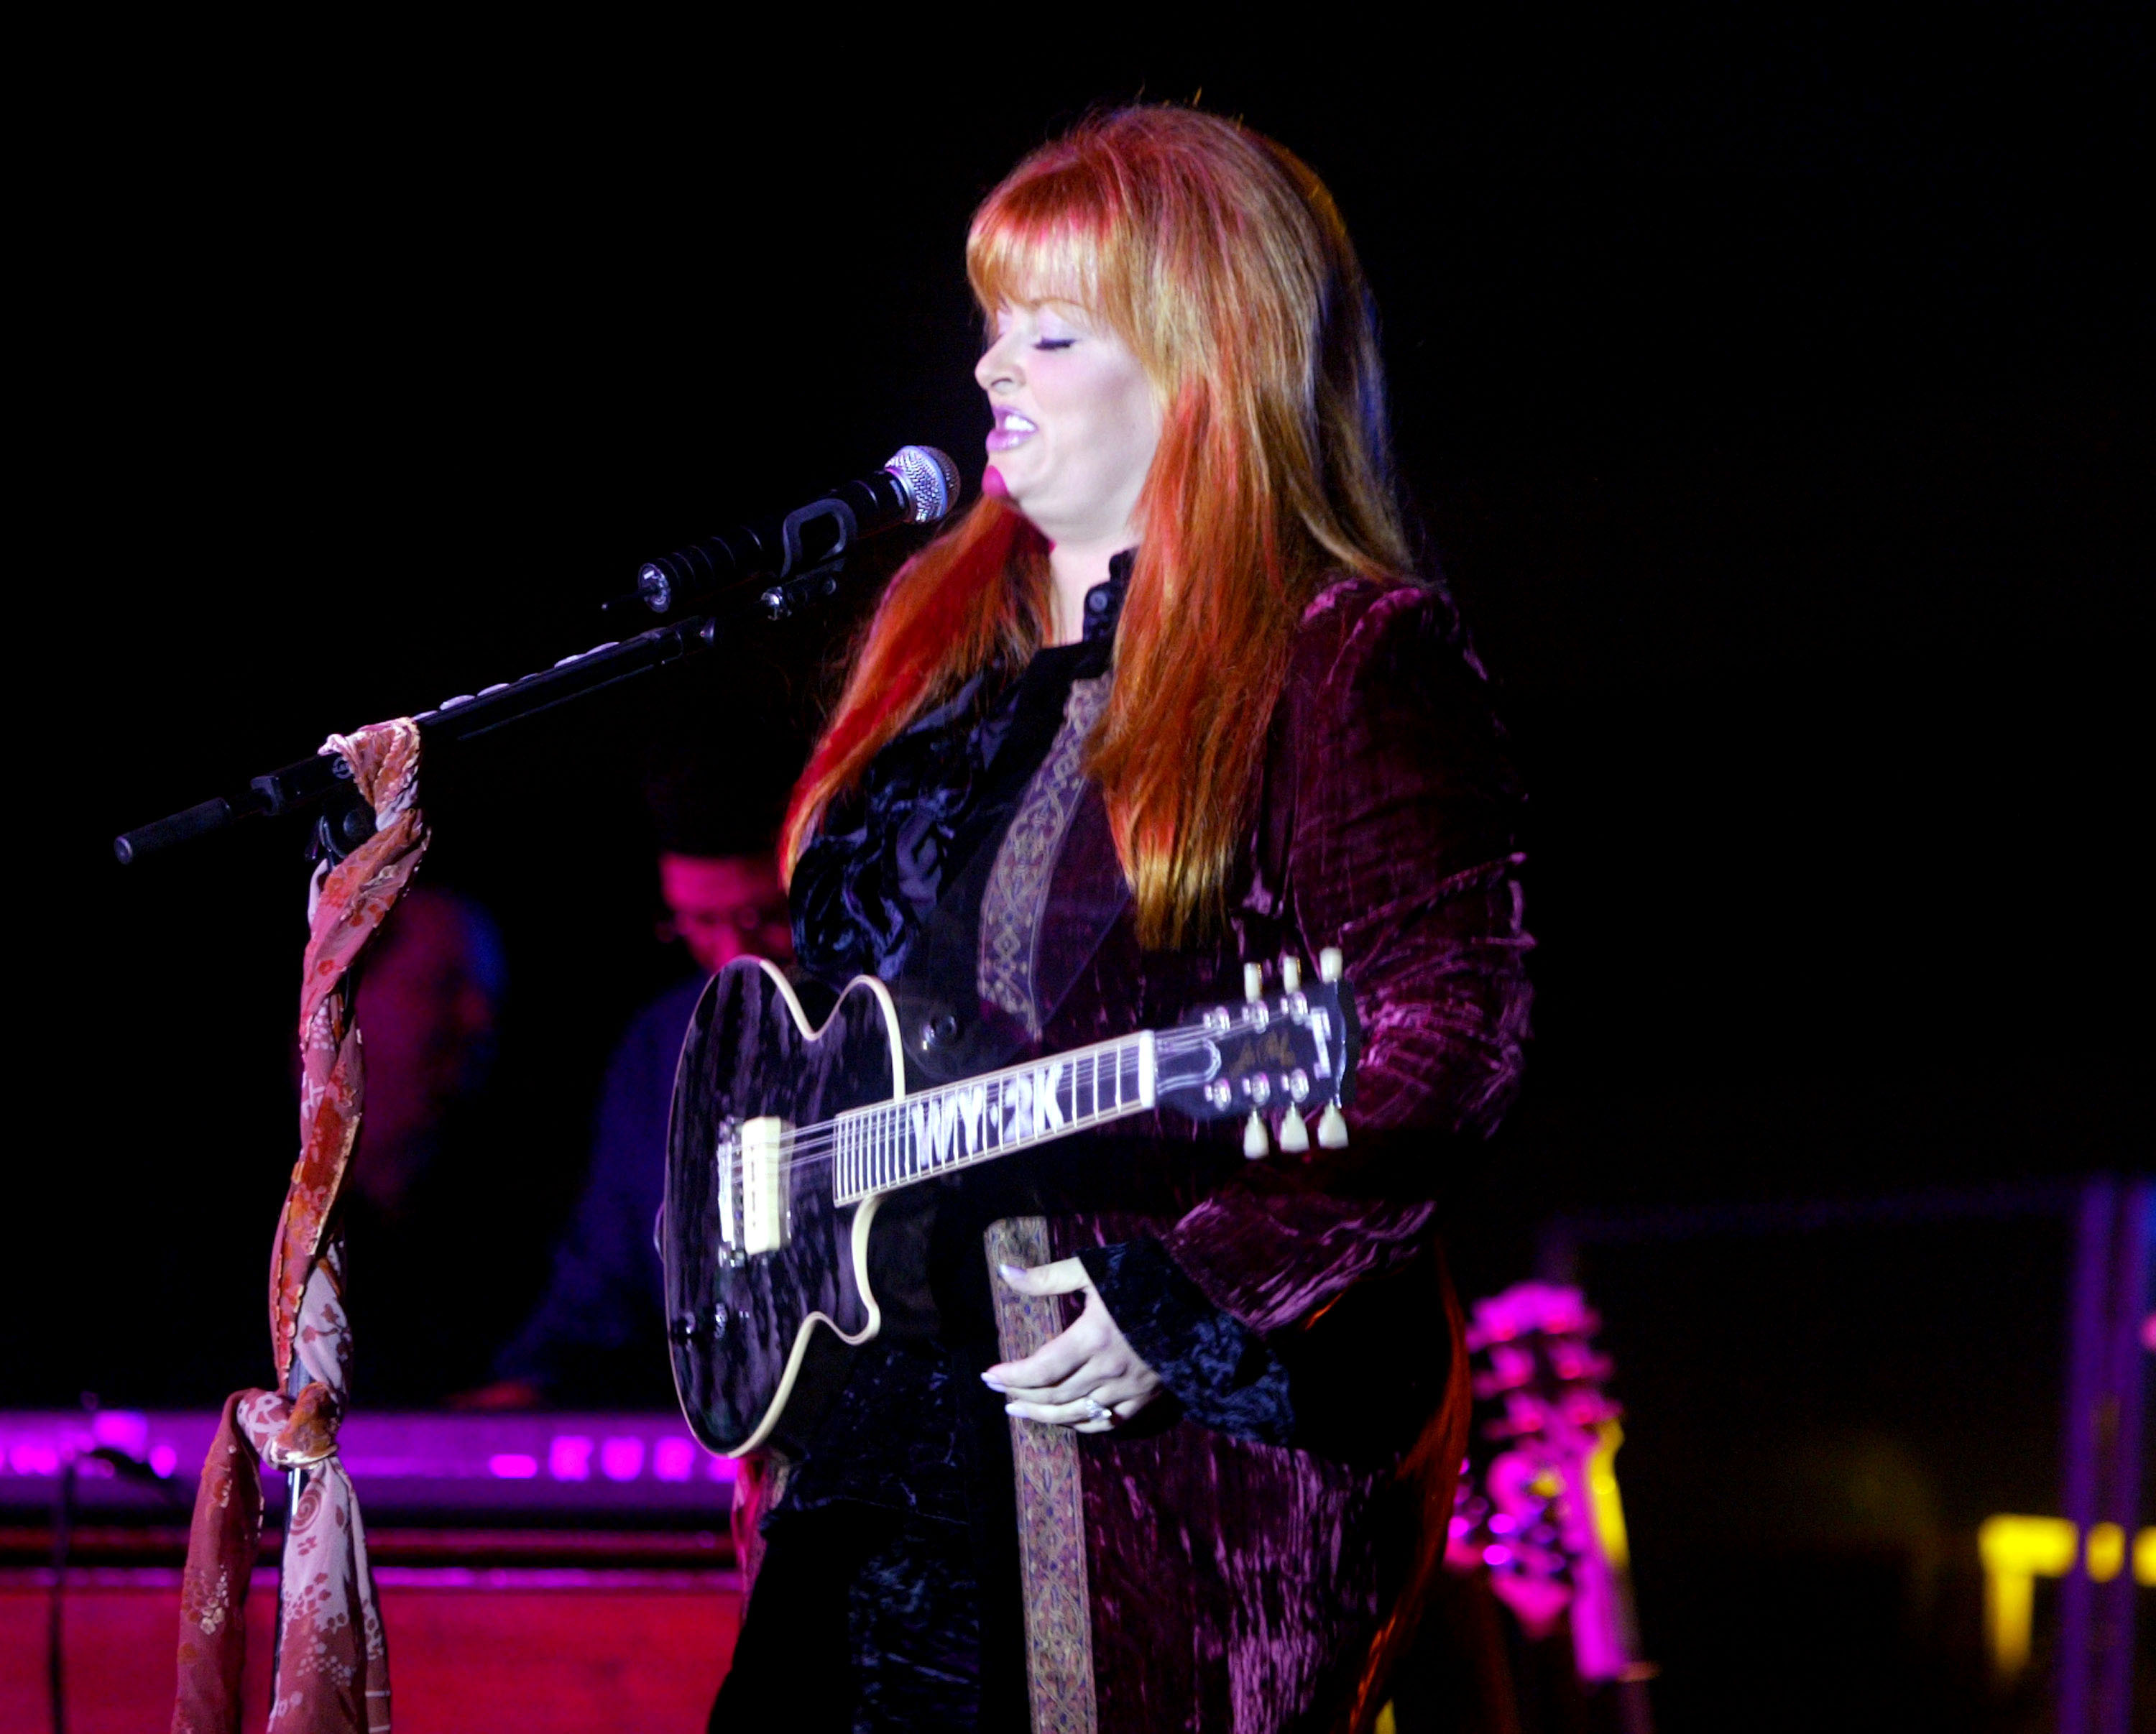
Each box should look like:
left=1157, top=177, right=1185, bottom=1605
left=829, top=1035, right=1167, bottom=1201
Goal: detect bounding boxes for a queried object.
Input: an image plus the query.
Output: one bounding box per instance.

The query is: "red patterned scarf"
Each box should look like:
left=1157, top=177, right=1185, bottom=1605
left=172, top=720, right=427, bottom=1734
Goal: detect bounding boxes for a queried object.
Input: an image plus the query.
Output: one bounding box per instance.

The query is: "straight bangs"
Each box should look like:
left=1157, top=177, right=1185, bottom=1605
left=966, top=157, right=1135, bottom=341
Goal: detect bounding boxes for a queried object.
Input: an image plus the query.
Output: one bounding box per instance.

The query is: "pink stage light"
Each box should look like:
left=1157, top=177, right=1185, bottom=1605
left=488, top=1453, right=540, bottom=1480
left=9, top=1443, right=60, bottom=1477
left=599, top=1438, right=645, bottom=1482
left=548, top=1436, right=594, bottom=1481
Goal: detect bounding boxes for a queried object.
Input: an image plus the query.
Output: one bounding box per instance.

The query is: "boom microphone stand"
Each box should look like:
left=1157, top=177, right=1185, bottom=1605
left=126, top=446, right=957, bottom=1733
left=114, top=444, right=959, bottom=865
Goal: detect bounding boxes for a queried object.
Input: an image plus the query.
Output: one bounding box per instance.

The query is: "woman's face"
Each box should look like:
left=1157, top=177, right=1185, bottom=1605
left=976, top=299, right=1161, bottom=550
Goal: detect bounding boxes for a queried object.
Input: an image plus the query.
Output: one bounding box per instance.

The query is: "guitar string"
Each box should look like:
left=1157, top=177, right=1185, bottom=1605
left=769, top=1023, right=1214, bottom=1173
left=709, top=1020, right=1268, bottom=1185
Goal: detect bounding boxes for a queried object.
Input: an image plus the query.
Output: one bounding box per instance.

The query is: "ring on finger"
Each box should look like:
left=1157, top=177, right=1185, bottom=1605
left=1079, top=1396, right=1112, bottom=1425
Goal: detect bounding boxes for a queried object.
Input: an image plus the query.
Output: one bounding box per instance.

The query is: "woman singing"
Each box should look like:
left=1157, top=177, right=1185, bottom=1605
left=710, top=106, right=1531, bottom=1734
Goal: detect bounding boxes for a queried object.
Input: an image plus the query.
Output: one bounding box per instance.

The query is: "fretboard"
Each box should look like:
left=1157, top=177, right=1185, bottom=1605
left=830, top=1030, right=1158, bottom=1206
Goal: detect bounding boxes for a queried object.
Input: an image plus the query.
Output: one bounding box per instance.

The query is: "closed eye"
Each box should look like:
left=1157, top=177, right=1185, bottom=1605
left=1033, top=338, right=1076, bottom=351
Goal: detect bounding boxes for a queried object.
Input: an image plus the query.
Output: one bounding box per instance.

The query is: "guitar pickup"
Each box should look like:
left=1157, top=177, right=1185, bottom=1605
left=741, top=1115, right=791, bottom=1254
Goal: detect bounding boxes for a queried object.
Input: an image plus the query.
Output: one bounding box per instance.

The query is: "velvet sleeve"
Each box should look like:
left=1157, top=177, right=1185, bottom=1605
left=1158, top=581, right=1533, bottom=1335
left=1076, top=1237, right=1297, bottom=1444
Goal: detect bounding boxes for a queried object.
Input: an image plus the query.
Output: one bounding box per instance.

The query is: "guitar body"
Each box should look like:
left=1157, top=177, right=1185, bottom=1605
left=663, top=946, right=1356, bottom=1462
left=663, top=959, right=905, bottom=1457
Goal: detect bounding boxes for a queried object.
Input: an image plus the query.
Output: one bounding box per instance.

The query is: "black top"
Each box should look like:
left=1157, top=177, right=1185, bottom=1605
left=791, top=558, right=1127, bottom=989
left=780, top=550, right=1293, bottom=1526
left=780, top=557, right=1130, bottom=1523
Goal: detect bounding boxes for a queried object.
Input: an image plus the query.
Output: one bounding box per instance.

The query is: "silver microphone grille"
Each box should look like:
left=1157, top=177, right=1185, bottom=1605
left=884, top=446, right=962, bottom=524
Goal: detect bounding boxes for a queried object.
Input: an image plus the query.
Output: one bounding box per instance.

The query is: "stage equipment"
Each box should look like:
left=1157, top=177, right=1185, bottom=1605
left=1445, top=1282, right=1654, bottom=1731
left=112, top=446, right=961, bottom=864
left=663, top=951, right=1358, bottom=1457
left=1, top=1410, right=741, bottom=1734
left=625, top=444, right=960, bottom=617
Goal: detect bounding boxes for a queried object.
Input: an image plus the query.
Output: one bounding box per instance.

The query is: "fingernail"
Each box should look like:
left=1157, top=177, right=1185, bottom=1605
left=998, top=1263, right=1024, bottom=1281
left=1004, top=1403, right=1024, bottom=1417
left=981, top=1375, right=1006, bottom=1391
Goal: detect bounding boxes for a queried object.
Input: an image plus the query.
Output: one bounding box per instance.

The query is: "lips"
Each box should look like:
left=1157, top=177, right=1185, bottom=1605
left=985, top=408, right=1037, bottom=453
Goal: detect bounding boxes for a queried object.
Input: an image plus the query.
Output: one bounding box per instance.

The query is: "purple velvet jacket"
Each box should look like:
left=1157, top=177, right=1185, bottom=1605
left=976, top=576, right=1532, bottom=1733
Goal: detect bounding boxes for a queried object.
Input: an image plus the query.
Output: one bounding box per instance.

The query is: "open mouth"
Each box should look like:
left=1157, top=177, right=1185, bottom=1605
left=986, top=410, right=1037, bottom=453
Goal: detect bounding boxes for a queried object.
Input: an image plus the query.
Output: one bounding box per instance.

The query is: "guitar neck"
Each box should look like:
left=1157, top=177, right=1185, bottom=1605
left=830, top=1030, right=1158, bottom=1206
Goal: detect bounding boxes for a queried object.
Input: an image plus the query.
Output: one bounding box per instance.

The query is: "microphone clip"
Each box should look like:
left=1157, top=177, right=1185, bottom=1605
left=759, top=488, right=875, bottom=617
left=760, top=554, right=849, bottom=622
left=778, top=496, right=857, bottom=580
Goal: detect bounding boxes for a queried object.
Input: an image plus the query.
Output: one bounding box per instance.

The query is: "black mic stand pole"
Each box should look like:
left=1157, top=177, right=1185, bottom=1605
left=114, top=549, right=854, bottom=867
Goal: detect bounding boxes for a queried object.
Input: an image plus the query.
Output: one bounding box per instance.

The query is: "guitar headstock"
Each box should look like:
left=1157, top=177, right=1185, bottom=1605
left=1153, top=949, right=1359, bottom=1155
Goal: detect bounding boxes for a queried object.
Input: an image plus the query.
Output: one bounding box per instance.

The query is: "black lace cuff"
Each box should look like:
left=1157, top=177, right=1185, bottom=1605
left=1078, top=1237, right=1296, bottom=1447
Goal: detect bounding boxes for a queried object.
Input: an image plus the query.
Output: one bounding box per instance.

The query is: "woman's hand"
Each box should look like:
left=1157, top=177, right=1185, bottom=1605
left=983, top=1258, right=1164, bottom=1432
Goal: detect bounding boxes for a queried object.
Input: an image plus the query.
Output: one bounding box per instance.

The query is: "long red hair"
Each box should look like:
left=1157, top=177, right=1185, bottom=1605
left=783, top=106, right=1412, bottom=948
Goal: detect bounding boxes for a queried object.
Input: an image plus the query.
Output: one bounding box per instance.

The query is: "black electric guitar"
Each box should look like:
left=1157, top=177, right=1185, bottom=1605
left=662, top=951, right=1359, bottom=1457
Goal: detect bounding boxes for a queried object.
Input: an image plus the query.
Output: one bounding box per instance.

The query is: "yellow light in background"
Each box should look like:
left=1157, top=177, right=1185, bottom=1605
left=1588, top=1422, right=1631, bottom=1570
left=1978, top=1516, right=2156, bottom=1680
left=1979, top=1515, right=2075, bottom=1679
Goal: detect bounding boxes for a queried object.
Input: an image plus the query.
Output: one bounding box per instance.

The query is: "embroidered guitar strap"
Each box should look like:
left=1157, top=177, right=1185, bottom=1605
left=986, top=1216, right=1099, bottom=1734
left=977, top=673, right=1124, bottom=1038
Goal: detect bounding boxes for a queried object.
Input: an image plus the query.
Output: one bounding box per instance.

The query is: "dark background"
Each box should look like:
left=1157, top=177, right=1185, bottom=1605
left=11, top=13, right=2147, bottom=1730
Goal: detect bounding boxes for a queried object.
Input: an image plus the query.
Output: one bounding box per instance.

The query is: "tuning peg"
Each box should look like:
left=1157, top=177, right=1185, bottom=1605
left=1319, top=947, right=1344, bottom=984
left=1317, top=1103, right=1349, bottom=1148
left=1279, top=1103, right=1311, bottom=1153
left=1281, top=955, right=1302, bottom=993
left=1243, top=962, right=1264, bottom=1002
left=1243, top=1110, right=1271, bottom=1158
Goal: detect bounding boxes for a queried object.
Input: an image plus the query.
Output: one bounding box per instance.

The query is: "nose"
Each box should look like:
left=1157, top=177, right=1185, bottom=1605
left=975, top=326, right=1022, bottom=396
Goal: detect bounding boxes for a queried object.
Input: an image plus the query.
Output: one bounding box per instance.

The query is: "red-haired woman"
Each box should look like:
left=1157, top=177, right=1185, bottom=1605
left=711, top=107, right=1531, bottom=1734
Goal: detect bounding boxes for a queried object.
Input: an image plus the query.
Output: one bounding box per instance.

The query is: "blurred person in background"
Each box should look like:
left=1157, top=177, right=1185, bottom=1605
left=338, top=884, right=520, bottom=1403
left=469, top=750, right=795, bottom=1408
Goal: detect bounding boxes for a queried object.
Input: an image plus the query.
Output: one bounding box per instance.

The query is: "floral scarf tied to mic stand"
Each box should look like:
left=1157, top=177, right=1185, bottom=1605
left=172, top=720, right=428, bottom=1734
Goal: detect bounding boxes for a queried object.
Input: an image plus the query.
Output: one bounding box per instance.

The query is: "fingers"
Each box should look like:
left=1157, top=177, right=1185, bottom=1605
left=984, top=1262, right=1166, bottom=1433
left=996, top=1258, right=1092, bottom=1296
left=1018, top=1352, right=1134, bottom=1407
left=1002, top=1384, right=1163, bottom=1433
left=986, top=1319, right=1106, bottom=1396
left=985, top=1272, right=1108, bottom=1391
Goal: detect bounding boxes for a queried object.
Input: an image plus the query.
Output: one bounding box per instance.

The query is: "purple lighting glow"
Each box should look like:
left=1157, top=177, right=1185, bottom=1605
left=488, top=1453, right=540, bottom=1480
left=653, top=1438, right=695, bottom=1482
left=548, top=1436, right=594, bottom=1481
left=599, top=1438, right=645, bottom=1482
left=9, top=1443, right=60, bottom=1477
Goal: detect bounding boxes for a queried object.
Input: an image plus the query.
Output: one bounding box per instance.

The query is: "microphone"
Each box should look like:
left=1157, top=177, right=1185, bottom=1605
left=630, top=445, right=961, bottom=616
